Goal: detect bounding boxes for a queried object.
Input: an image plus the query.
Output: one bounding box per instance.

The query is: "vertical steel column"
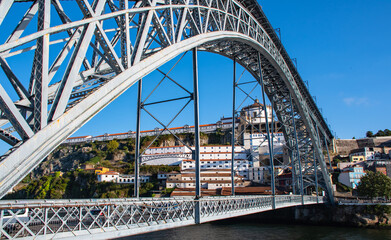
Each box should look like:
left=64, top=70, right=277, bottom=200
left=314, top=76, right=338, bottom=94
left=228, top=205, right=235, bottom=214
left=257, top=54, right=275, bottom=209
left=270, top=99, right=275, bottom=162
left=289, top=93, right=304, bottom=205
left=44, top=208, right=48, bottom=235
left=34, top=0, right=50, bottom=131
left=79, top=206, right=82, bottom=231
left=231, top=58, right=236, bottom=196
left=313, top=148, right=319, bottom=204
left=193, top=48, right=201, bottom=224
left=324, top=135, right=333, bottom=172
left=134, top=79, right=142, bottom=198
left=290, top=151, right=296, bottom=194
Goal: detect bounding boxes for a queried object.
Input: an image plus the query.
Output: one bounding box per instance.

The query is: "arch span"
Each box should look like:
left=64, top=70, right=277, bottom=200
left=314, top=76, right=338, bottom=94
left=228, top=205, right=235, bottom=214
left=0, top=0, right=333, bottom=200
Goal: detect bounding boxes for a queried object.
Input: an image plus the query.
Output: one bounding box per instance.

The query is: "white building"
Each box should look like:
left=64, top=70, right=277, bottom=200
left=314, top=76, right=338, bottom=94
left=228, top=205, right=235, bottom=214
left=145, top=146, right=187, bottom=155
left=144, top=145, right=246, bottom=156
left=166, top=170, right=250, bottom=189
left=97, top=171, right=150, bottom=184
left=143, top=145, right=249, bottom=173
left=66, top=135, right=93, bottom=144
left=181, top=159, right=251, bottom=179
left=248, top=166, right=285, bottom=184
left=338, top=166, right=365, bottom=189
left=240, top=99, right=273, bottom=125
left=350, top=147, right=381, bottom=161
left=117, top=175, right=150, bottom=184
left=97, top=171, right=119, bottom=182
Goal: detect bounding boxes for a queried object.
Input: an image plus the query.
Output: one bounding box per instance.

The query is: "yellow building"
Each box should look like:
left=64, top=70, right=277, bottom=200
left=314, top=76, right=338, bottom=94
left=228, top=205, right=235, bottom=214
left=95, top=167, right=110, bottom=174
left=349, top=155, right=365, bottom=162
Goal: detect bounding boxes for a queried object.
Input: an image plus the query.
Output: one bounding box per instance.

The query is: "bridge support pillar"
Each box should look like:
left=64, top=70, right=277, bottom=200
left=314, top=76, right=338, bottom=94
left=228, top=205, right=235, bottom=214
left=193, top=47, right=201, bottom=224
left=289, top=93, right=304, bottom=205
left=258, top=53, right=275, bottom=209
left=231, top=58, right=236, bottom=196
left=313, top=148, right=319, bottom=204
left=134, top=79, right=142, bottom=198
left=324, top=135, right=333, bottom=172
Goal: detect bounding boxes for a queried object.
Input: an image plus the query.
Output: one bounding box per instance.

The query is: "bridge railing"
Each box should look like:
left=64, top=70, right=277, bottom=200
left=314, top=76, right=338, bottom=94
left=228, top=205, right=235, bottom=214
left=0, top=195, right=325, bottom=239
left=200, top=195, right=274, bottom=221
left=0, top=197, right=195, bottom=239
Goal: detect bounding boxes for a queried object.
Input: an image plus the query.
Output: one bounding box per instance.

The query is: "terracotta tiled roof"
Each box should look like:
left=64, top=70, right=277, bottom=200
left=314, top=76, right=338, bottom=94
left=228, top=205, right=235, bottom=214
left=98, top=171, right=119, bottom=175
left=220, top=187, right=284, bottom=195
left=67, top=135, right=92, bottom=139
left=170, top=188, right=219, bottom=197
left=182, top=159, right=249, bottom=162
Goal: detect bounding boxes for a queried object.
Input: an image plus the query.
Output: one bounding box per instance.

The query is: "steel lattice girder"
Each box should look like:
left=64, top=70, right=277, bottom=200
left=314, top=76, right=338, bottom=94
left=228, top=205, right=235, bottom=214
left=0, top=0, right=333, bottom=200
left=0, top=195, right=323, bottom=239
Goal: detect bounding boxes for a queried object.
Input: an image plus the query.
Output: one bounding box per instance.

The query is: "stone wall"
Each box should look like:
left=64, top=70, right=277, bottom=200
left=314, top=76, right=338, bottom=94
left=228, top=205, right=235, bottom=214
left=335, top=137, right=391, bottom=155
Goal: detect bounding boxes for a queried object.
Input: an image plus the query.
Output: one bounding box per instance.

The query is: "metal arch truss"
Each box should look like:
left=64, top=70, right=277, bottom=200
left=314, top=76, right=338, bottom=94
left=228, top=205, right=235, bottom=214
left=0, top=195, right=324, bottom=239
left=0, top=0, right=333, bottom=200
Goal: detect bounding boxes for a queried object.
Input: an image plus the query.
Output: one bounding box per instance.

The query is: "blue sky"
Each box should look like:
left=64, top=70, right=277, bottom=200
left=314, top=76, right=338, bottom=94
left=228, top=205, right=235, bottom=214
left=0, top=0, right=390, bottom=154
left=258, top=0, right=391, bottom=139
left=76, top=0, right=391, bottom=140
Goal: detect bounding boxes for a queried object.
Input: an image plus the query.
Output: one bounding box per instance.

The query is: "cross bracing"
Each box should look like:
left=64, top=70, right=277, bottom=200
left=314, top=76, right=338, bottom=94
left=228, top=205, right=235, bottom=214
left=0, top=195, right=324, bottom=239
left=0, top=0, right=333, bottom=203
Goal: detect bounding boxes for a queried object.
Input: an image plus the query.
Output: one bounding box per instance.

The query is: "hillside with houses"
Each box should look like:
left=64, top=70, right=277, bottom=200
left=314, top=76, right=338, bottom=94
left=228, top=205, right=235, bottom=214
left=5, top=99, right=391, bottom=200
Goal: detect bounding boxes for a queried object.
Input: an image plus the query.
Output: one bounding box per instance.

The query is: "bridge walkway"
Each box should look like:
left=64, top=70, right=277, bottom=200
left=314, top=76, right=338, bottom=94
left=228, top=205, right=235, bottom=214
left=0, top=195, right=324, bottom=239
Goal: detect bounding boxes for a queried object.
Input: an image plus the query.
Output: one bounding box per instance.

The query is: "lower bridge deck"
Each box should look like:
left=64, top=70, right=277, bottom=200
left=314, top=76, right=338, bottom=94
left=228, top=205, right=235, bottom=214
left=0, top=195, right=325, bottom=239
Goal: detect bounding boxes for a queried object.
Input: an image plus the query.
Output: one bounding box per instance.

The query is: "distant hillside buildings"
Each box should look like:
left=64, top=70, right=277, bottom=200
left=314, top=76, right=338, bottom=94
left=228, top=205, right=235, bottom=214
left=334, top=136, right=391, bottom=189
left=74, top=99, right=294, bottom=195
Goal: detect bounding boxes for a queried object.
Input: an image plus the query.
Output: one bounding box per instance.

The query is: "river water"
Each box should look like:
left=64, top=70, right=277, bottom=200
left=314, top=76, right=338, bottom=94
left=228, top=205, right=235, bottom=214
left=123, top=221, right=391, bottom=240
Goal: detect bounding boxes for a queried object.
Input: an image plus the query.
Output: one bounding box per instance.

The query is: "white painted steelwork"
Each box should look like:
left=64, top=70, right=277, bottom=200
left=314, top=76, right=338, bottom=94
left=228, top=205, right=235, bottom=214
left=0, top=0, right=333, bottom=202
left=0, top=195, right=324, bottom=239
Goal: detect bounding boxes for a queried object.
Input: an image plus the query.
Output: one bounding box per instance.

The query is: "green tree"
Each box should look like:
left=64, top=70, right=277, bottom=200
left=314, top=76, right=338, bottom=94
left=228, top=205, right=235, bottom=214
left=357, top=171, right=391, bottom=199
left=366, top=131, right=374, bottom=138
left=106, top=140, right=119, bottom=153
left=385, top=129, right=391, bottom=136
left=375, top=130, right=385, bottom=137
left=127, top=139, right=135, bottom=152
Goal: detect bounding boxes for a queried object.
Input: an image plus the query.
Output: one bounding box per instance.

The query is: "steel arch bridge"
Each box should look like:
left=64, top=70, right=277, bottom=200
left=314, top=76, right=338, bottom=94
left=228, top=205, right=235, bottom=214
left=0, top=0, right=333, bottom=204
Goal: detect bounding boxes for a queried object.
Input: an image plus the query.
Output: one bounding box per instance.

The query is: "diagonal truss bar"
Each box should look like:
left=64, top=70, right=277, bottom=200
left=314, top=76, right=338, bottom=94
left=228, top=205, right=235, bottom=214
left=141, top=98, right=193, bottom=154
left=0, top=0, right=13, bottom=26
left=0, top=83, right=33, bottom=139
left=49, top=0, right=106, bottom=121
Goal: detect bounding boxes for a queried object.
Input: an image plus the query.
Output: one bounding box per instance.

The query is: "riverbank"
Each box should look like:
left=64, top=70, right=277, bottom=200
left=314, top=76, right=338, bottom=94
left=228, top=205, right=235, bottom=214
left=219, top=204, right=391, bottom=228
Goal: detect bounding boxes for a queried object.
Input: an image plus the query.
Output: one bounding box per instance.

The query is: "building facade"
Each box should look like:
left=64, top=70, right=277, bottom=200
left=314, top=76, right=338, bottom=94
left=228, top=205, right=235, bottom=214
left=166, top=170, right=250, bottom=189
left=338, top=166, right=365, bottom=189
left=97, top=171, right=150, bottom=184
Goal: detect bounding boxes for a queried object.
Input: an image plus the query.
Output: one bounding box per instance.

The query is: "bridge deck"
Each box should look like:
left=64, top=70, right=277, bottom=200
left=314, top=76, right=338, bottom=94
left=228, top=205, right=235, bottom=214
left=0, top=195, right=324, bottom=239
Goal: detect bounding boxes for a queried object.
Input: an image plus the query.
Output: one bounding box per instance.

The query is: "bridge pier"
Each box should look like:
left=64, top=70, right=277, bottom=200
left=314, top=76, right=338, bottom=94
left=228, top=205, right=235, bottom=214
left=193, top=47, right=202, bottom=224
left=290, top=93, right=305, bottom=205
left=258, top=53, right=276, bottom=209
left=134, top=79, right=142, bottom=198
left=231, top=58, right=236, bottom=196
